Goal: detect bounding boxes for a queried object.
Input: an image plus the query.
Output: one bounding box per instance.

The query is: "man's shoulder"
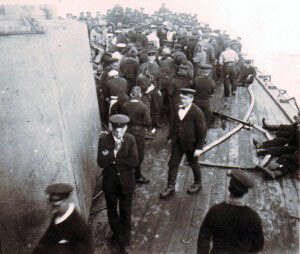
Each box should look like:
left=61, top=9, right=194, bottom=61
left=191, top=103, right=205, bottom=115
left=124, top=132, right=135, bottom=142
left=99, top=132, right=112, bottom=142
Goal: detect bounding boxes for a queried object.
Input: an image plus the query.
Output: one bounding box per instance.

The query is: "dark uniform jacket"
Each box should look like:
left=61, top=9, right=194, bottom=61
left=197, top=202, right=264, bottom=254
left=186, top=38, right=199, bottom=62
left=169, top=103, right=207, bottom=152
left=122, top=100, right=151, bottom=134
left=192, top=76, right=216, bottom=107
left=97, top=133, right=138, bottom=194
left=32, top=209, right=92, bottom=254
left=119, top=56, right=139, bottom=86
left=169, top=76, right=192, bottom=98
left=176, top=60, right=194, bottom=80
left=106, top=77, right=129, bottom=98
left=138, top=61, right=161, bottom=89
left=158, top=57, right=176, bottom=78
left=239, top=66, right=256, bottom=82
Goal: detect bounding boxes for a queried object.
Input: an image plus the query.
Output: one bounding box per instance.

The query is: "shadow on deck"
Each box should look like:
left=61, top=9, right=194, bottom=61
left=90, top=80, right=299, bottom=254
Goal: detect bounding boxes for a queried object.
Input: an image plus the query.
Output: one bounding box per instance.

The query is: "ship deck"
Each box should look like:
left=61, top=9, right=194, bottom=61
left=90, top=79, right=299, bottom=254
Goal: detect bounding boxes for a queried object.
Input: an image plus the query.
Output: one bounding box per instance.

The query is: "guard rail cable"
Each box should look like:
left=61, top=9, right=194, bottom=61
left=256, top=70, right=297, bottom=123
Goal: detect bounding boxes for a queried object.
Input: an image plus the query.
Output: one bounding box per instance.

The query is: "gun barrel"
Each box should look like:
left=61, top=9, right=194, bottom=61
left=213, top=111, right=252, bottom=126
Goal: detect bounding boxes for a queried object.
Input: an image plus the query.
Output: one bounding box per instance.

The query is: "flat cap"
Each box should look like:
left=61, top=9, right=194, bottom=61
left=200, top=63, right=213, bottom=69
left=174, top=43, right=182, bottom=49
left=147, top=49, right=157, bottom=55
left=227, top=171, right=254, bottom=189
left=178, top=64, right=190, bottom=69
left=46, top=183, right=73, bottom=202
left=179, top=88, right=196, bottom=95
left=109, top=114, right=130, bottom=127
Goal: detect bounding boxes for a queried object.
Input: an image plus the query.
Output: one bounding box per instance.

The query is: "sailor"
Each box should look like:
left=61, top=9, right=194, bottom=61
left=89, top=23, right=106, bottom=63
left=158, top=47, right=176, bottom=119
left=147, top=25, right=160, bottom=49
left=160, top=88, right=207, bottom=198
left=119, top=47, right=140, bottom=91
left=186, top=31, right=200, bottom=62
left=238, top=59, right=257, bottom=86
left=121, top=86, right=151, bottom=184
left=191, top=64, right=216, bottom=126
left=138, top=49, right=162, bottom=128
left=254, top=116, right=299, bottom=156
left=97, top=114, right=138, bottom=254
left=219, top=41, right=239, bottom=96
left=169, top=53, right=194, bottom=123
left=197, top=171, right=264, bottom=254
left=106, top=69, right=128, bottom=99
left=193, top=41, right=207, bottom=77
left=32, top=184, right=93, bottom=254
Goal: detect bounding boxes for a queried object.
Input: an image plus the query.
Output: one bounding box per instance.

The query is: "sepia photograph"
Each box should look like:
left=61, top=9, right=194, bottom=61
left=0, top=0, right=299, bottom=253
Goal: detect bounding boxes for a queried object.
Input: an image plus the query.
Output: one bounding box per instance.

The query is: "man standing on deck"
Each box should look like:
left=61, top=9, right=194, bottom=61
left=32, top=183, right=93, bottom=254
left=97, top=114, right=138, bottom=254
left=160, top=88, right=207, bottom=199
left=219, top=41, right=239, bottom=97
left=138, top=49, right=162, bottom=129
left=197, top=171, right=264, bottom=254
left=121, top=86, right=152, bottom=184
left=191, top=64, right=216, bottom=126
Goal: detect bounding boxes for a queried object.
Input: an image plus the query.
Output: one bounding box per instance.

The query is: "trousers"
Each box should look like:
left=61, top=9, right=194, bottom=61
left=167, top=140, right=201, bottom=186
left=223, top=65, right=237, bottom=96
left=105, top=184, right=133, bottom=248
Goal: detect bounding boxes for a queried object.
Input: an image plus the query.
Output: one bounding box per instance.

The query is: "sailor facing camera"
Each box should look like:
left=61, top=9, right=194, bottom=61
left=197, top=171, right=264, bottom=254
left=32, top=183, right=93, bottom=254
left=97, top=114, right=138, bottom=254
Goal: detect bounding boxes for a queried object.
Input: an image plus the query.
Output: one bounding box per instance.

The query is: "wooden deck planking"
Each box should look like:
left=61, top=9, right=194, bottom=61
left=147, top=167, right=190, bottom=254
left=251, top=81, right=299, bottom=253
left=131, top=138, right=171, bottom=252
left=90, top=81, right=299, bottom=254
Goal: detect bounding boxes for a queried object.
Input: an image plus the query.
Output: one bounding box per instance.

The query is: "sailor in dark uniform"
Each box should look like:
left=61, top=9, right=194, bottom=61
left=97, top=114, right=138, bottom=254
left=238, top=59, right=256, bottom=86
left=160, top=88, right=207, bottom=198
left=138, top=49, right=162, bottom=128
left=197, top=171, right=264, bottom=254
left=32, top=184, right=93, bottom=254
left=121, top=86, right=151, bottom=184
left=191, top=64, right=216, bottom=126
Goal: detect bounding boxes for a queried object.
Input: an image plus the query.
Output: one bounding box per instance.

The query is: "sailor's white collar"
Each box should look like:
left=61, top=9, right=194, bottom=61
left=226, top=196, right=244, bottom=206
left=55, top=202, right=75, bottom=225
left=113, top=134, right=124, bottom=143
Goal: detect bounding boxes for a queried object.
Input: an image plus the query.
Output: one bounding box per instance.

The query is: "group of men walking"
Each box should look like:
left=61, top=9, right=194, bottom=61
left=32, top=5, right=268, bottom=254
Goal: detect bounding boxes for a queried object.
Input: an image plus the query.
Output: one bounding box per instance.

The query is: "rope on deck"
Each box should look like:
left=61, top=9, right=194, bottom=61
left=198, top=84, right=256, bottom=156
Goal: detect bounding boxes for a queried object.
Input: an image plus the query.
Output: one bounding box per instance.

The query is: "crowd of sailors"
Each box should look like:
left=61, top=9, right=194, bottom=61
left=33, top=4, right=299, bottom=254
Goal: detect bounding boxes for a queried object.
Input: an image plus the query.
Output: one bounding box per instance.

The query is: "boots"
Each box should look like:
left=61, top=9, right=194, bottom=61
left=252, top=138, right=262, bottom=149
left=187, top=182, right=202, bottom=194
left=257, top=149, right=267, bottom=157
left=160, top=185, right=175, bottom=199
